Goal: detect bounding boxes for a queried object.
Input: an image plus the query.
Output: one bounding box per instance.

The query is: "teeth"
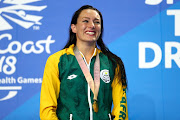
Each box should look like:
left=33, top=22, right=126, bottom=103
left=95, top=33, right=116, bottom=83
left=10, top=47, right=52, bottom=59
left=86, top=32, right=95, bottom=35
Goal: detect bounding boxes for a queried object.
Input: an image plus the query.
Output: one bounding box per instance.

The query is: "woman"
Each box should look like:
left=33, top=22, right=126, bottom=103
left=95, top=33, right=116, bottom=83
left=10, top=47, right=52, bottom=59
left=40, top=5, right=128, bottom=120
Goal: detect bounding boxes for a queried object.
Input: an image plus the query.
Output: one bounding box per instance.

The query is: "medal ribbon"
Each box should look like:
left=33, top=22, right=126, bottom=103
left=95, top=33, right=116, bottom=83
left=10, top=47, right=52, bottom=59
left=74, top=46, right=100, bottom=112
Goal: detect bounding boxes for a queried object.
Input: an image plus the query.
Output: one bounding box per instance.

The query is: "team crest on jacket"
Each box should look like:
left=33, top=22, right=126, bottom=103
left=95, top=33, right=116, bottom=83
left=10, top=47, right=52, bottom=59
left=100, top=69, right=110, bottom=83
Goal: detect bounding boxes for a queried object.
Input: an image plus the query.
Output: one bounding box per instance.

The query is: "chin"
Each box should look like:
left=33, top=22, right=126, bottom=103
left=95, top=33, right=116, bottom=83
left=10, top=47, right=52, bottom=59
left=87, top=39, right=97, bottom=42
left=87, top=37, right=98, bottom=41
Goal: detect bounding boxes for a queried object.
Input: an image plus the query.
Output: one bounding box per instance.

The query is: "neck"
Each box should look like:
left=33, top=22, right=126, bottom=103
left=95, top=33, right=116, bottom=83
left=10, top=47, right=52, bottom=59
left=76, top=41, right=96, bottom=64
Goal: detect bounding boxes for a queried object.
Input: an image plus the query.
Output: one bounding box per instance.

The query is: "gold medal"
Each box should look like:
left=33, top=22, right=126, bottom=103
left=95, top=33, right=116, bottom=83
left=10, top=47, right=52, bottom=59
left=93, top=100, right=98, bottom=112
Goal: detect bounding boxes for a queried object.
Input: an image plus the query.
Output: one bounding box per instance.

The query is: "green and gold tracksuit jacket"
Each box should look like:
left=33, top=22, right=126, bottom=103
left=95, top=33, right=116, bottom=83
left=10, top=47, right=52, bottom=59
left=40, top=44, right=128, bottom=120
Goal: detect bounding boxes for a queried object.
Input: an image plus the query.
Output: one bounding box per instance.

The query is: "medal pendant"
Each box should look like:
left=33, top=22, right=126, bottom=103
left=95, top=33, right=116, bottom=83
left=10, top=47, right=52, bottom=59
left=93, top=100, right=98, bottom=112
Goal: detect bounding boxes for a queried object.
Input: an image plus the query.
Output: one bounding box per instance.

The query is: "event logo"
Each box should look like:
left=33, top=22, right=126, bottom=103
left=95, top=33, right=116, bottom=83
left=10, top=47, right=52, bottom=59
left=0, top=0, right=50, bottom=101
left=0, top=0, right=47, bottom=31
left=0, top=86, right=22, bottom=101
left=0, top=77, right=42, bottom=101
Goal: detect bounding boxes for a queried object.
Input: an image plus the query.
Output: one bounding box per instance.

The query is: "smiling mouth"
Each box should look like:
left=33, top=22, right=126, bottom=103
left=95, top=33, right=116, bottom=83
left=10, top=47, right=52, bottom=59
left=86, top=31, right=95, bottom=35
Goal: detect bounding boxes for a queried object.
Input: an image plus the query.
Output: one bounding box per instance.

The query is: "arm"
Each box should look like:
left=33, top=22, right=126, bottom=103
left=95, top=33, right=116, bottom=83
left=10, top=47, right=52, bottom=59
left=111, top=66, right=128, bottom=120
left=40, top=55, right=60, bottom=120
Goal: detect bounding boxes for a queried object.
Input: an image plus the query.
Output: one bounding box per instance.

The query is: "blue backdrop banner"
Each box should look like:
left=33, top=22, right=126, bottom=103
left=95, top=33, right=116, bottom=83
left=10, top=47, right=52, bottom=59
left=0, top=0, right=180, bottom=120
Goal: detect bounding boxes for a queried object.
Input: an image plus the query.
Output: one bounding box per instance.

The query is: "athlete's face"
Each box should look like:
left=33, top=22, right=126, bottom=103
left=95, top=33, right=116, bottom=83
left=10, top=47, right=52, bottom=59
left=71, top=9, right=101, bottom=43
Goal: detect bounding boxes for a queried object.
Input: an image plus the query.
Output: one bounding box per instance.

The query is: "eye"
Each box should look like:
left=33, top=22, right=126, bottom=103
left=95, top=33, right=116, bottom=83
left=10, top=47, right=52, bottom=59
left=94, top=21, right=100, bottom=24
left=83, top=20, right=88, bottom=23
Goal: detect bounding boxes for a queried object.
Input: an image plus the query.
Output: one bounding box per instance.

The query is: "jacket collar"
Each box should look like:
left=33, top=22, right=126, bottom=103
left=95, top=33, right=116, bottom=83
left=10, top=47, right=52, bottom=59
left=67, top=44, right=101, bottom=56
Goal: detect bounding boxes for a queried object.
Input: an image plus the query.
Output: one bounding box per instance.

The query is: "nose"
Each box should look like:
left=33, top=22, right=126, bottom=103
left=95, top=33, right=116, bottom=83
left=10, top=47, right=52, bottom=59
left=88, top=21, right=95, bottom=29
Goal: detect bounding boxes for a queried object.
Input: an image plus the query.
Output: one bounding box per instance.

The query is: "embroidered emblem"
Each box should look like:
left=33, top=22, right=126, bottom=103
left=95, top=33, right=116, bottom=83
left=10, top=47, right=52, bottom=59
left=67, top=74, right=77, bottom=80
left=100, top=69, right=110, bottom=83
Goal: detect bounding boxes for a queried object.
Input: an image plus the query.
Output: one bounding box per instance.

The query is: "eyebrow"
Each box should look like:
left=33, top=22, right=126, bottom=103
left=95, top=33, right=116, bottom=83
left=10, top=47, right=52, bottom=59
left=82, top=17, right=100, bottom=20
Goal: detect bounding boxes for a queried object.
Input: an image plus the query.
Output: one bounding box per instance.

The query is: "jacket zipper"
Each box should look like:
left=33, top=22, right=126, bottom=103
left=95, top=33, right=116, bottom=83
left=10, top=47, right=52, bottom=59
left=85, top=57, right=93, bottom=120
left=80, top=49, right=96, bottom=120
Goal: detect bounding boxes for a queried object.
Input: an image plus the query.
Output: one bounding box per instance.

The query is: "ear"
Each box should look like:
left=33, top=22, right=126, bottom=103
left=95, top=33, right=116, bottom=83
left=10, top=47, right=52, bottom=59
left=71, top=24, right=77, bottom=33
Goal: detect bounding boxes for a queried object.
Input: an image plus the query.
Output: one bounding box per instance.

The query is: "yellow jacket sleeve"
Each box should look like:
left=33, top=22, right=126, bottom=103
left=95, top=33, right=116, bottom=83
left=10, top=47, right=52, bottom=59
left=40, top=55, right=60, bottom=120
left=111, top=67, right=128, bottom=120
